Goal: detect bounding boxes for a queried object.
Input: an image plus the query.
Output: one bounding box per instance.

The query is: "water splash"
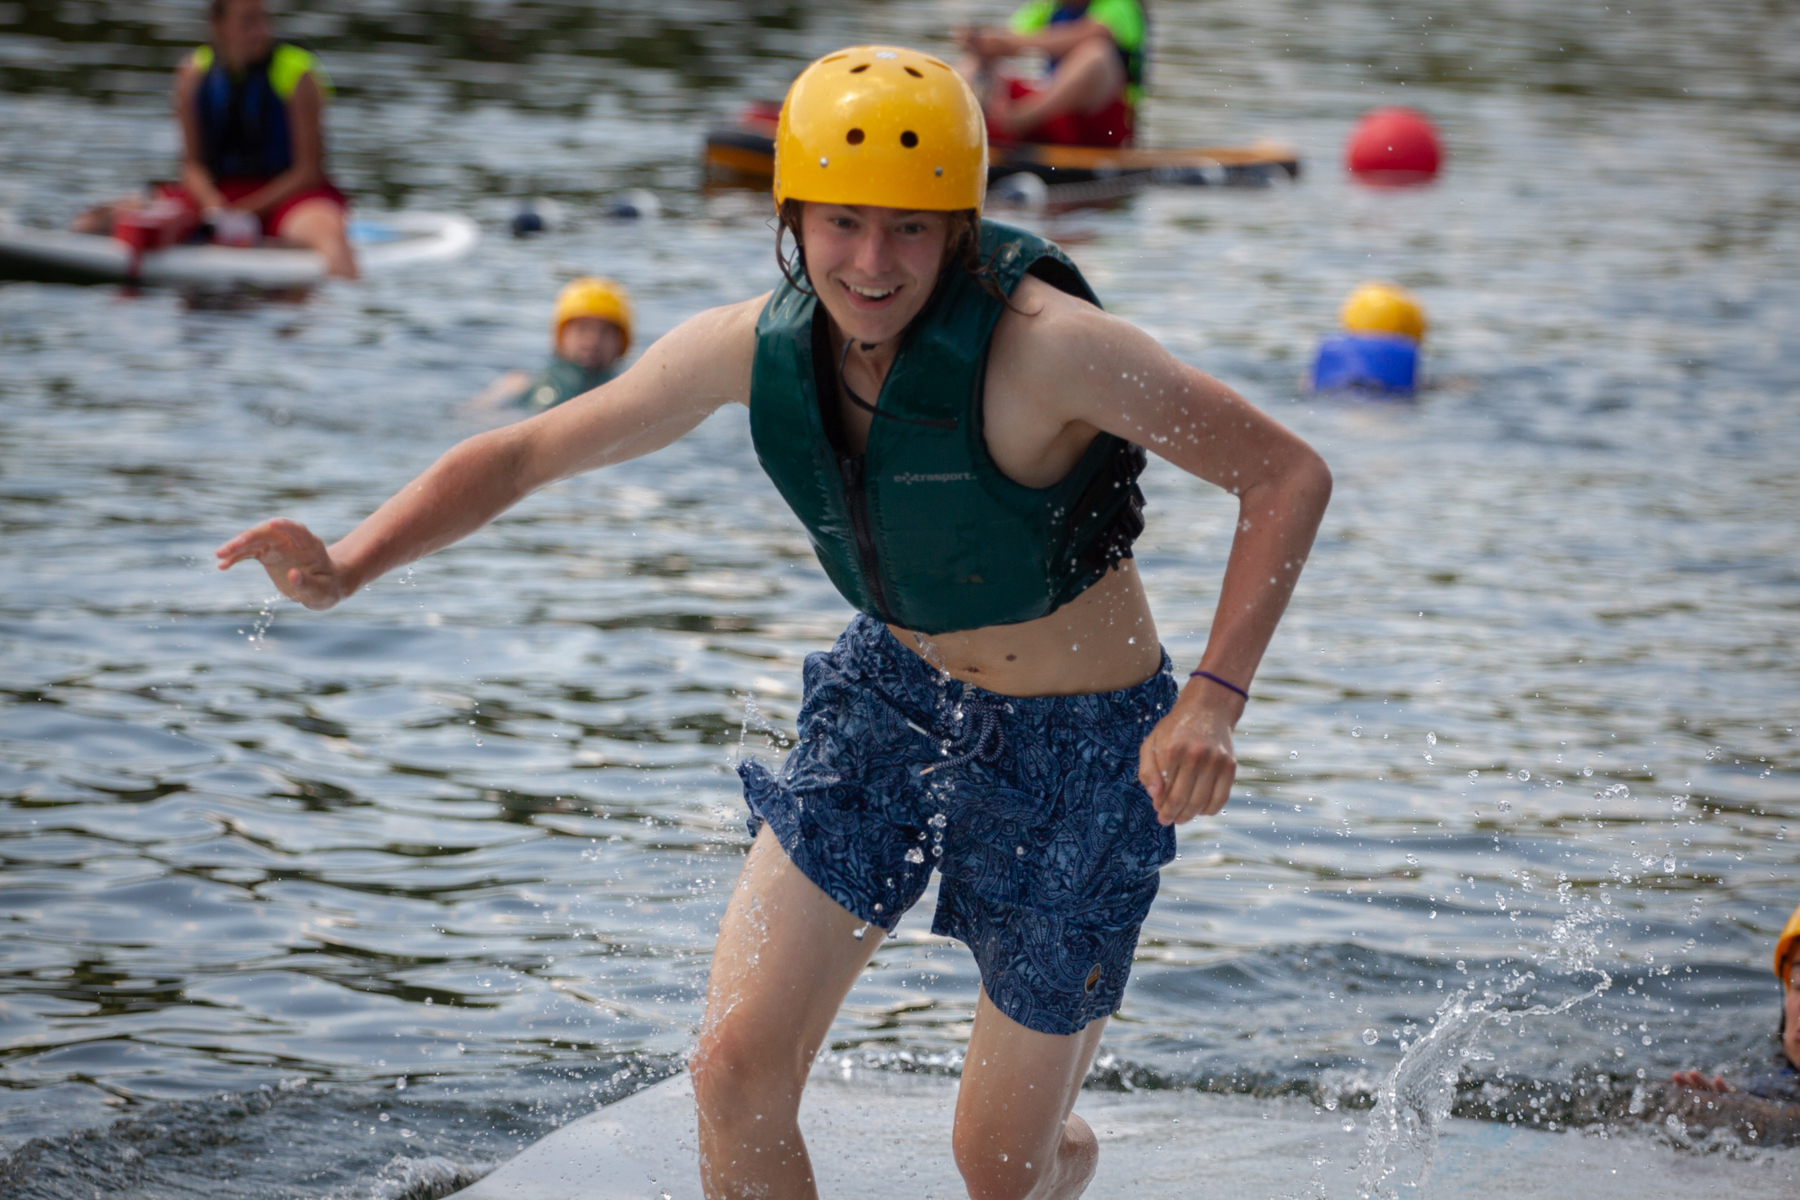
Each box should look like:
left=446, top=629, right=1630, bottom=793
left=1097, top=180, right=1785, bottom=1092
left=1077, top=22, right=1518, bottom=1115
left=1358, top=893, right=1614, bottom=1198
left=239, top=594, right=282, bottom=648
left=321, top=1153, right=489, bottom=1200
left=729, top=691, right=776, bottom=768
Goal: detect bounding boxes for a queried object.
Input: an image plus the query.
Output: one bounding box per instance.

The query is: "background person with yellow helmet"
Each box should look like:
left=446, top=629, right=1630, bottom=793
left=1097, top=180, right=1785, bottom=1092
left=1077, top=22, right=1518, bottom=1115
left=216, top=43, right=1330, bottom=1200
left=1668, top=900, right=1800, bottom=1106
left=467, top=277, right=633, bottom=413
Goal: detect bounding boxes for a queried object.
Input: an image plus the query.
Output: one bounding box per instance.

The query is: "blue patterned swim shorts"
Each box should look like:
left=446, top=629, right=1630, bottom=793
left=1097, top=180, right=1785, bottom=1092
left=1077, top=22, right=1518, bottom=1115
left=737, top=614, right=1178, bottom=1036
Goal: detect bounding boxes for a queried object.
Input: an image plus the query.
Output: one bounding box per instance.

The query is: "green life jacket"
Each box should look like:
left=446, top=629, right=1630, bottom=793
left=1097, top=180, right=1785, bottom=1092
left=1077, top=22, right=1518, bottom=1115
left=748, top=220, right=1146, bottom=635
left=520, top=355, right=615, bottom=411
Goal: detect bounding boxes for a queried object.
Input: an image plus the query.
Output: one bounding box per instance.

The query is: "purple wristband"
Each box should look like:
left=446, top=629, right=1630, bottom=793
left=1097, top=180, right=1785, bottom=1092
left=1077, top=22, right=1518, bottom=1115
left=1189, top=669, right=1250, bottom=702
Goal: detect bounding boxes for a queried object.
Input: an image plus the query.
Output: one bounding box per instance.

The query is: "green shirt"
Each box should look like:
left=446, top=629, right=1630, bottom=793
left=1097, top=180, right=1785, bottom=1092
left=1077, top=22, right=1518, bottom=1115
left=1010, top=0, right=1146, bottom=106
left=519, top=356, right=615, bottom=411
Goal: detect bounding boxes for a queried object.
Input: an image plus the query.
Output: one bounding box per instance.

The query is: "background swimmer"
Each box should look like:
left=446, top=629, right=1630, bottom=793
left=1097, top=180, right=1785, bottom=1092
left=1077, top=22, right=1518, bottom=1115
left=468, top=277, right=633, bottom=413
left=1670, top=902, right=1800, bottom=1104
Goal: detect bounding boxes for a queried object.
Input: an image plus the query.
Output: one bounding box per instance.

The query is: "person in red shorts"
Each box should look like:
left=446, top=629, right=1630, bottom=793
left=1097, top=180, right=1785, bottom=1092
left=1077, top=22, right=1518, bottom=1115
left=139, top=0, right=354, bottom=277
left=167, top=0, right=355, bottom=276
left=957, top=0, right=1147, bottom=147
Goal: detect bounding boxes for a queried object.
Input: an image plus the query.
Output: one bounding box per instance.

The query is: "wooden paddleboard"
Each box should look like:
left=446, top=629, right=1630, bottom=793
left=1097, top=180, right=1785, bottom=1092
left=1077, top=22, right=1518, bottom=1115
left=702, top=126, right=1299, bottom=199
left=445, top=1069, right=1799, bottom=1199
left=0, top=211, right=477, bottom=287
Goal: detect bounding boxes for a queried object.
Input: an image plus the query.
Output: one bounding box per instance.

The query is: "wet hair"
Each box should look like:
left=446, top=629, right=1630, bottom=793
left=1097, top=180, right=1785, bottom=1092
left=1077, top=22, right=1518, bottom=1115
left=774, top=199, right=1020, bottom=313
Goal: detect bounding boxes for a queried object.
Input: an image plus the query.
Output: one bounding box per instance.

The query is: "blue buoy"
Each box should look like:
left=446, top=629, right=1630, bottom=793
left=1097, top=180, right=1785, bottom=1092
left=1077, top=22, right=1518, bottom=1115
left=1310, top=333, right=1419, bottom=394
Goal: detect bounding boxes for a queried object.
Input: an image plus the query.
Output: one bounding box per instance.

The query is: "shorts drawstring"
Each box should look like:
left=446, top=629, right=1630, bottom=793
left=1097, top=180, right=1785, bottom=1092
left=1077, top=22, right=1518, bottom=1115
left=918, top=687, right=1012, bottom=776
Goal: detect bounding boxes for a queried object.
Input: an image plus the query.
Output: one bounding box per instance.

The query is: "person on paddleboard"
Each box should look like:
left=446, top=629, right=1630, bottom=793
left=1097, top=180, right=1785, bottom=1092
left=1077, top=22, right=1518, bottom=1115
left=1670, top=901, right=1800, bottom=1105
left=77, top=0, right=356, bottom=277
left=957, top=0, right=1147, bottom=147
left=467, top=277, right=633, bottom=413
left=216, top=46, right=1329, bottom=1200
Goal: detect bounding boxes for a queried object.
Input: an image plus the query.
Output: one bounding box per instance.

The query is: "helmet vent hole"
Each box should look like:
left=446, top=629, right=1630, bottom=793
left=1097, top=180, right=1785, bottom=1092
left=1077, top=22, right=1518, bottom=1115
left=900, top=130, right=919, bottom=148
left=846, top=128, right=864, bottom=145
left=904, top=66, right=922, bottom=78
left=850, top=63, right=869, bottom=73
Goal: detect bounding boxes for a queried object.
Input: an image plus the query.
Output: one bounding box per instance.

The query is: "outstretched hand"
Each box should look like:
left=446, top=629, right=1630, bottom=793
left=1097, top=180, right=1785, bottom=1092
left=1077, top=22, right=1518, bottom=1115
left=1138, top=682, right=1244, bottom=826
left=215, top=518, right=349, bottom=610
left=1669, top=1070, right=1736, bottom=1093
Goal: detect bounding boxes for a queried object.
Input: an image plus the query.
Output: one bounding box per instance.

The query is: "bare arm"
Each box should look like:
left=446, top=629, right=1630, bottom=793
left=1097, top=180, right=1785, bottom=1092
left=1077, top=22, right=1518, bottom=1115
left=174, top=61, right=226, bottom=211
left=216, top=297, right=764, bottom=607
left=994, top=280, right=1332, bottom=823
left=959, top=18, right=1114, bottom=62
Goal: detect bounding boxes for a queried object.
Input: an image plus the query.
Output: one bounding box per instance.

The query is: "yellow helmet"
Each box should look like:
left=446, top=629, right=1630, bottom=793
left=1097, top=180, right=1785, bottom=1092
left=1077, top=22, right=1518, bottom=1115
left=552, top=277, right=632, bottom=351
left=1340, top=281, right=1427, bottom=342
left=1776, top=901, right=1800, bottom=988
left=773, top=45, right=987, bottom=214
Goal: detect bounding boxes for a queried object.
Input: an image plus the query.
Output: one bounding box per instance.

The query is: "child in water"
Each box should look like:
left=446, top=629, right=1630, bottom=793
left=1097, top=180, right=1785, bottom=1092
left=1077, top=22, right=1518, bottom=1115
left=469, top=277, right=632, bottom=413
left=1670, top=901, right=1800, bottom=1103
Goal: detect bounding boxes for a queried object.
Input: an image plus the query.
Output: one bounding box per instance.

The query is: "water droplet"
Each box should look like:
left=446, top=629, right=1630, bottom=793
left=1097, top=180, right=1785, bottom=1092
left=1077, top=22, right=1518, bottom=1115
left=1351, top=727, right=1362, bottom=737
left=852, top=925, right=867, bottom=941
left=1426, top=732, right=1437, bottom=747
left=1518, top=770, right=1530, bottom=781
left=1362, top=1028, right=1380, bottom=1045
left=1289, top=750, right=1299, bottom=760
left=905, top=847, right=925, bottom=864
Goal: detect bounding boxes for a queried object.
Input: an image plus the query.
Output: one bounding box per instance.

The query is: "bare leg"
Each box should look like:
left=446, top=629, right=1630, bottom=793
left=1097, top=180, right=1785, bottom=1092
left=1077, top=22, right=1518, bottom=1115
left=690, top=826, right=882, bottom=1200
left=276, top=196, right=358, bottom=279
left=70, top=195, right=143, bottom=234
left=988, top=37, right=1126, bottom=140
left=953, top=986, right=1108, bottom=1200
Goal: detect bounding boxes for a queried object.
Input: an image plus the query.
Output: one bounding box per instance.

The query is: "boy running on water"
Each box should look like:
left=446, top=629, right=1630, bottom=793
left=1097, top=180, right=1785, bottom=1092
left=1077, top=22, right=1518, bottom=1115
left=217, top=47, right=1330, bottom=1200
left=468, top=278, right=633, bottom=413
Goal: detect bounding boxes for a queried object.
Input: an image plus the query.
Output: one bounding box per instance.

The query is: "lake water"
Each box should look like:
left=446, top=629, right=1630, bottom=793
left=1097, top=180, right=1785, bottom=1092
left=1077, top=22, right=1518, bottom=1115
left=2, top=0, right=1797, bottom=1196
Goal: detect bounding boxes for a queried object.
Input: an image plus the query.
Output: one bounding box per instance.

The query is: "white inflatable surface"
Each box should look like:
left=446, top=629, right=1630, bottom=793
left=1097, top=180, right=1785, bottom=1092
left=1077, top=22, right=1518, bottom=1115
left=448, top=1069, right=1800, bottom=1200
left=0, top=211, right=476, bottom=286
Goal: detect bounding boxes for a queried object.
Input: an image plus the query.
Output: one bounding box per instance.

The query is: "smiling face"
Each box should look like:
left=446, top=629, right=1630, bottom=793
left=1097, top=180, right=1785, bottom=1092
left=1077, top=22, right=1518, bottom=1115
left=211, top=0, right=274, bottom=73
left=798, top=203, right=955, bottom=348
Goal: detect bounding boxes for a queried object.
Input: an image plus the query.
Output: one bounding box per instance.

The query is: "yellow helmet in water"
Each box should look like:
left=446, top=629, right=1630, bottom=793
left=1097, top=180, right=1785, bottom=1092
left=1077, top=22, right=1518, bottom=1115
left=773, top=45, right=987, bottom=214
left=1341, top=281, right=1428, bottom=342
left=1776, top=901, right=1800, bottom=987
left=552, top=277, right=633, bottom=351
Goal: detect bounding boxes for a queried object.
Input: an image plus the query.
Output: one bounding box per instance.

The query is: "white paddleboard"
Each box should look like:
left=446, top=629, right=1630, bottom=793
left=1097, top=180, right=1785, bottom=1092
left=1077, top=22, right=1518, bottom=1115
left=447, top=1069, right=1800, bottom=1199
left=0, top=210, right=477, bottom=287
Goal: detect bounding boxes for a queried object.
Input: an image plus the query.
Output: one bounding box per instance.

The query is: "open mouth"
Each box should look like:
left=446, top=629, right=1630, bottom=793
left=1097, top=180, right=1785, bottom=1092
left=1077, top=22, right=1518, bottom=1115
left=842, top=280, right=899, bottom=303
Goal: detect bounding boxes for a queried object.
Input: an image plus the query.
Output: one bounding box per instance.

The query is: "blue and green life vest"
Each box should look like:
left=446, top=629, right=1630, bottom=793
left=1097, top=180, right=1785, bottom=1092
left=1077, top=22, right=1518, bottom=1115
left=519, top=356, right=616, bottom=412
left=748, top=220, right=1147, bottom=635
left=190, top=42, right=328, bottom=180
left=1010, top=0, right=1148, bottom=108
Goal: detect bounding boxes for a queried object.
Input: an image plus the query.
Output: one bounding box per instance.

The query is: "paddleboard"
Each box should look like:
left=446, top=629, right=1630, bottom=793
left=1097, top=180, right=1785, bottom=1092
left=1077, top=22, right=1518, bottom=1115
left=446, top=1068, right=1799, bottom=1199
left=0, top=211, right=478, bottom=287
left=702, top=126, right=1300, bottom=201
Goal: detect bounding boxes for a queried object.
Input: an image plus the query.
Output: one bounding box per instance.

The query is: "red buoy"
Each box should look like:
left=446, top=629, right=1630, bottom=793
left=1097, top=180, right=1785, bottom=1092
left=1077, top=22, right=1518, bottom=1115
left=1346, top=107, right=1442, bottom=183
